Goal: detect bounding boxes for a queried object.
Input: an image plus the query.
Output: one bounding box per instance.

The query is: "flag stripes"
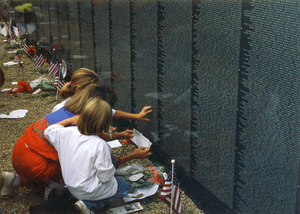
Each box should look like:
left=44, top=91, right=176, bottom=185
left=54, top=75, right=64, bottom=91
left=23, top=34, right=30, bottom=55
left=48, top=51, right=58, bottom=76
left=34, top=54, right=44, bottom=69
left=159, top=171, right=182, bottom=213
left=61, top=49, right=75, bottom=74
left=10, top=25, right=16, bottom=41
left=48, top=61, right=58, bottom=77
left=33, top=46, right=44, bottom=69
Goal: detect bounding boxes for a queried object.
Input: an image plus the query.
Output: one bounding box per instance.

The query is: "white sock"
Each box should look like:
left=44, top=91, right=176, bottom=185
left=13, top=174, right=20, bottom=187
left=45, top=180, right=60, bottom=189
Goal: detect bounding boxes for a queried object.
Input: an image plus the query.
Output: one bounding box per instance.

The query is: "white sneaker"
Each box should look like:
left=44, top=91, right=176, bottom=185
left=75, top=200, right=95, bottom=214
left=0, top=171, right=16, bottom=196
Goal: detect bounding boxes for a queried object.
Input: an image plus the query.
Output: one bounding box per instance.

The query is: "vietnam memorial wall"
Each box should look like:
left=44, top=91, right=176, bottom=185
left=4, top=0, right=300, bottom=213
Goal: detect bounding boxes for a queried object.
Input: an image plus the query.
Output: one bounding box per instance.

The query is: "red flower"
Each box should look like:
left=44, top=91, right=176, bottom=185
left=28, top=46, right=36, bottom=55
left=122, top=139, right=130, bottom=147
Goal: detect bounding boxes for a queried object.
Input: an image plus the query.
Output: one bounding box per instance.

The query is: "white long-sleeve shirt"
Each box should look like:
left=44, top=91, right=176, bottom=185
left=44, top=124, right=117, bottom=200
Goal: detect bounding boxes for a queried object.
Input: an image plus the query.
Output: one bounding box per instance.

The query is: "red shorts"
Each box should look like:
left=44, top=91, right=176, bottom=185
left=12, top=135, right=62, bottom=188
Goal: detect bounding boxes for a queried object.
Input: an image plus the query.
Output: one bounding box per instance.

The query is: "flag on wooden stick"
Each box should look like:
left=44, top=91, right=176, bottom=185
left=33, top=46, right=44, bottom=69
left=61, top=47, right=75, bottom=74
left=54, top=75, right=64, bottom=91
left=159, top=170, right=182, bottom=213
left=10, top=24, right=16, bottom=41
left=19, top=62, right=24, bottom=72
left=48, top=51, right=58, bottom=77
left=23, top=34, right=30, bottom=55
left=14, top=52, right=19, bottom=62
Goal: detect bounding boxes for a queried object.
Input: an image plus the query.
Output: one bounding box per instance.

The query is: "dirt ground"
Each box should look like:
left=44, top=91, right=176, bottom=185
left=0, top=35, right=204, bottom=213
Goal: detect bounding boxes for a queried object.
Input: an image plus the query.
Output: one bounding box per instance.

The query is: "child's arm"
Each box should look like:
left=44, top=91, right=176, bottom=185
left=56, top=115, right=79, bottom=127
left=44, top=115, right=79, bottom=146
left=102, top=129, right=134, bottom=141
left=115, top=147, right=151, bottom=166
left=113, top=106, right=152, bottom=121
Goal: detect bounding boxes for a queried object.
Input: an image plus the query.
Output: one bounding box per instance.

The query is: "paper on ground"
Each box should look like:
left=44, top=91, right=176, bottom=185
left=0, top=109, right=28, bottom=118
left=7, top=49, right=23, bottom=54
left=130, top=128, right=152, bottom=148
left=107, top=140, right=122, bottom=148
left=3, top=61, right=18, bottom=66
left=123, top=184, right=159, bottom=203
left=1, top=88, right=11, bottom=92
left=109, top=202, right=143, bottom=214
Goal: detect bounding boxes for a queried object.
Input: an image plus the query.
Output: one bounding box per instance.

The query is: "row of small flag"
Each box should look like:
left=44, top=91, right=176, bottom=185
left=1, top=15, right=75, bottom=92
left=17, top=34, right=76, bottom=91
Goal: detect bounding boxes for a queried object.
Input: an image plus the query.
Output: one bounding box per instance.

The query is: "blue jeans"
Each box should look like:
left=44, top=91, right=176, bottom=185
left=82, top=178, right=130, bottom=211
left=82, top=156, right=130, bottom=211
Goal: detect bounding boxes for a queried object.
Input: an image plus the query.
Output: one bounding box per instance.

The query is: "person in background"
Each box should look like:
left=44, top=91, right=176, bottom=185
left=52, top=68, right=153, bottom=123
left=44, top=98, right=132, bottom=213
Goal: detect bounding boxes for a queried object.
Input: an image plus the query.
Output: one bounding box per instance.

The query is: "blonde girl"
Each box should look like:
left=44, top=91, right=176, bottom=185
left=45, top=98, right=131, bottom=213
left=52, top=68, right=100, bottom=112
left=52, top=68, right=153, bottom=122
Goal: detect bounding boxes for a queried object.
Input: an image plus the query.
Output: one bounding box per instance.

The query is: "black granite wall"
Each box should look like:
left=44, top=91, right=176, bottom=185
left=7, top=0, right=300, bottom=213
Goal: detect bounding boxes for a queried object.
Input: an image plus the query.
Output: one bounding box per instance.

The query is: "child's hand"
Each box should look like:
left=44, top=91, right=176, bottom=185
left=131, top=147, right=151, bottom=159
left=119, top=129, right=134, bottom=139
left=137, top=106, right=152, bottom=121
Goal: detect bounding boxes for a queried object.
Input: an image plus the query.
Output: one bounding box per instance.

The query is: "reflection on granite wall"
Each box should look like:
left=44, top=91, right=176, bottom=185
left=4, top=0, right=300, bottom=213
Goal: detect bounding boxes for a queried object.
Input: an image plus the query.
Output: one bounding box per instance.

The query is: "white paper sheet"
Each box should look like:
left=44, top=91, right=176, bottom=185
left=107, top=140, right=122, bottom=148
left=123, top=184, right=159, bottom=203
left=3, top=61, right=18, bottom=66
left=0, top=109, right=28, bottom=118
left=1, top=88, right=12, bottom=92
left=130, top=128, right=152, bottom=148
left=109, top=202, right=143, bottom=214
left=7, top=49, right=23, bottom=54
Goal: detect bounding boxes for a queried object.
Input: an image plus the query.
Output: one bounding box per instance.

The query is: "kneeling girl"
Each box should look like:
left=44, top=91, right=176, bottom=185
left=44, top=98, right=130, bottom=213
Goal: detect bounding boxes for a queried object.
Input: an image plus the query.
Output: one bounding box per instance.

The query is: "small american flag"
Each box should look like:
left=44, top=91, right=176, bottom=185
left=23, top=34, right=30, bottom=55
left=54, top=75, right=64, bottom=91
left=159, top=170, right=182, bottom=213
left=10, top=24, right=16, bottom=41
left=33, top=46, right=44, bottom=69
left=61, top=47, right=75, bottom=74
left=19, top=62, right=24, bottom=72
left=14, top=52, right=20, bottom=62
left=48, top=51, right=58, bottom=77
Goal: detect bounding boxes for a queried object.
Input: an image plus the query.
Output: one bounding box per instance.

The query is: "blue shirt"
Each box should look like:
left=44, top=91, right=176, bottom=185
left=46, top=107, right=76, bottom=126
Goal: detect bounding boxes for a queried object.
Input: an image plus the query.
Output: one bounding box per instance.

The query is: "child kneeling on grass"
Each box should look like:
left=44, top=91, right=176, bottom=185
left=44, top=98, right=130, bottom=214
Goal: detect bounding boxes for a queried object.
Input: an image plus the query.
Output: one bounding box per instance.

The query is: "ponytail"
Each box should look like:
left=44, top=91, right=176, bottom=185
left=59, top=82, right=75, bottom=100
left=58, top=68, right=100, bottom=100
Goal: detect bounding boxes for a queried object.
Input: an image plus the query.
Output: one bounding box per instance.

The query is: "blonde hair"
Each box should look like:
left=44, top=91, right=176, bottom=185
left=59, top=68, right=100, bottom=99
left=64, top=84, right=117, bottom=114
left=77, top=98, right=112, bottom=135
